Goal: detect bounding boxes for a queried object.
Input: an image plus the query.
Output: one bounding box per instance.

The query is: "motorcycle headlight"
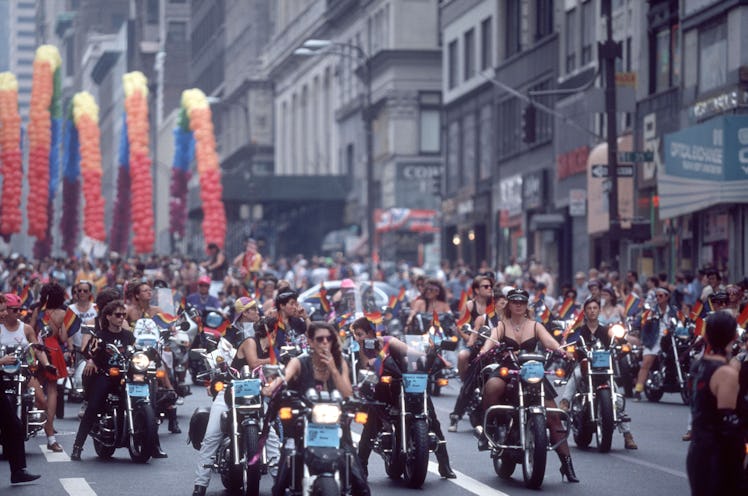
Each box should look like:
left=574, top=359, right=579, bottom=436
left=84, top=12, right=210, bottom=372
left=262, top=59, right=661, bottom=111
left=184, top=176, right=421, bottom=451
left=311, top=403, right=341, bottom=424
left=611, top=324, right=626, bottom=339
left=131, top=352, right=151, bottom=372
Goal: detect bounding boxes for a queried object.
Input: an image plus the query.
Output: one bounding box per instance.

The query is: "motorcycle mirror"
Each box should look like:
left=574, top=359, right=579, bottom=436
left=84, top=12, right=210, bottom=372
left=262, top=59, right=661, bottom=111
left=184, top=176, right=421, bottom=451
left=180, top=321, right=190, bottom=331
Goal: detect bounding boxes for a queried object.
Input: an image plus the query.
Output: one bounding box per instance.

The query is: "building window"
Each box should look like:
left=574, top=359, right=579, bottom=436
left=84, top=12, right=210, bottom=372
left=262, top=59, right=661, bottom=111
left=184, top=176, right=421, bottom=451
left=464, top=29, right=475, bottom=81
left=529, top=80, right=553, bottom=143
left=496, top=98, right=521, bottom=160
left=505, top=0, right=521, bottom=58
left=581, top=1, right=593, bottom=65
left=480, top=17, right=492, bottom=71
left=698, top=20, right=726, bottom=94
left=461, top=111, right=476, bottom=188
left=147, top=0, right=159, bottom=24
left=478, top=104, right=492, bottom=180
left=536, top=0, right=553, bottom=40
left=448, top=40, right=458, bottom=89
left=565, top=8, right=576, bottom=73
left=167, top=21, right=187, bottom=42
left=419, top=92, right=441, bottom=154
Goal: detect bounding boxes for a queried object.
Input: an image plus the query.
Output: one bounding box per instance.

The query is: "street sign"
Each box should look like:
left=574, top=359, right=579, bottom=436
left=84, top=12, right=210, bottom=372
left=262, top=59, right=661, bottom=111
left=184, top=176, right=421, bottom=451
left=591, top=164, right=608, bottom=178
left=618, top=151, right=654, bottom=163
left=590, top=164, right=634, bottom=177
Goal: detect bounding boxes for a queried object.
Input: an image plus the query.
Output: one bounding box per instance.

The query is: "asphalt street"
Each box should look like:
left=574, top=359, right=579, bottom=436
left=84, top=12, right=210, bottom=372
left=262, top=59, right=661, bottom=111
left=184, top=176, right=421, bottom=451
left=2, top=380, right=692, bottom=496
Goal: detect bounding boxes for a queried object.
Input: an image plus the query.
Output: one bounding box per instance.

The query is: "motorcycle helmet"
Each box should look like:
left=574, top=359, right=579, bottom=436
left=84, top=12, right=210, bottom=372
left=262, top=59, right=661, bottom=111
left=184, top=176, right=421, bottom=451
left=188, top=407, right=211, bottom=450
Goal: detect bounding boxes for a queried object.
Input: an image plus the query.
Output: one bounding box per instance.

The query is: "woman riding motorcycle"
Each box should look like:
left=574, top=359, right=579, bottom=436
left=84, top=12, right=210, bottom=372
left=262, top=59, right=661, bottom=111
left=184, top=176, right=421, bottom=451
left=478, top=288, right=579, bottom=482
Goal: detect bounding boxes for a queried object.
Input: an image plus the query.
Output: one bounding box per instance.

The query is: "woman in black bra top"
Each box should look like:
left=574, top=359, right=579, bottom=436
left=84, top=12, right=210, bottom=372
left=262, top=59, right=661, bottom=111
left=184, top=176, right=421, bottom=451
left=686, top=311, right=743, bottom=496
left=478, top=288, right=579, bottom=483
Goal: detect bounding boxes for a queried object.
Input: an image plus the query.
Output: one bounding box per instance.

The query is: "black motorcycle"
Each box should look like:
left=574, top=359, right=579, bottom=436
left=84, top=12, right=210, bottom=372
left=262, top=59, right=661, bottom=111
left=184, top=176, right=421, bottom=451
left=189, top=345, right=273, bottom=496
left=272, top=387, right=369, bottom=496
left=645, top=317, right=694, bottom=404
left=89, top=342, right=159, bottom=463
left=408, top=312, right=457, bottom=396
left=609, top=320, right=641, bottom=398
left=0, top=343, right=48, bottom=440
left=188, top=308, right=226, bottom=384
left=477, top=344, right=570, bottom=489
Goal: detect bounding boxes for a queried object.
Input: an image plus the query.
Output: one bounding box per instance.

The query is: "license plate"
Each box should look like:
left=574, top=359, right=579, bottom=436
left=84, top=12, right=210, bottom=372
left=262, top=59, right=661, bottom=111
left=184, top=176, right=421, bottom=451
left=403, top=373, right=428, bottom=394
left=591, top=351, right=610, bottom=369
left=127, top=383, right=150, bottom=397
left=305, top=423, right=339, bottom=448
left=233, top=379, right=261, bottom=398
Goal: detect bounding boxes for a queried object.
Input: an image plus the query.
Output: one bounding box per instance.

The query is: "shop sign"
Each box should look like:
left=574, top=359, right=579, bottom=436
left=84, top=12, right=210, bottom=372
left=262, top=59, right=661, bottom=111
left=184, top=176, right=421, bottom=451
left=499, top=175, right=523, bottom=217
left=569, top=189, right=586, bottom=217
left=522, top=170, right=545, bottom=211
left=688, top=88, right=745, bottom=122
left=556, top=145, right=590, bottom=180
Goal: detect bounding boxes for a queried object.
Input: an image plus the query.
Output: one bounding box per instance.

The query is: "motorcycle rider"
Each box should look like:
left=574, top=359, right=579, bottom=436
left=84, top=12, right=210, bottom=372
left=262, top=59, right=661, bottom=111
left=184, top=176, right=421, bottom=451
left=185, top=276, right=221, bottom=313
left=273, top=290, right=310, bottom=348
left=231, top=296, right=260, bottom=340
left=559, top=297, right=638, bottom=449
left=351, top=316, right=456, bottom=479
left=264, top=321, right=370, bottom=496
left=686, top=311, right=743, bottom=495
left=634, top=287, right=679, bottom=401
left=191, top=315, right=280, bottom=496
left=478, top=288, right=579, bottom=482
left=71, top=300, right=135, bottom=461
left=0, top=294, right=42, bottom=484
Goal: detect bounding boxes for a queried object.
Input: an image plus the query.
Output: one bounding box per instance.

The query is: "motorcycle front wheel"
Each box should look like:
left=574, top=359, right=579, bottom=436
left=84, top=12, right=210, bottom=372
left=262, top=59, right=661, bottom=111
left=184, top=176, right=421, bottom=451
left=572, top=401, right=593, bottom=449
left=522, top=413, right=548, bottom=489
left=402, top=419, right=429, bottom=489
left=244, top=424, right=262, bottom=496
left=312, top=475, right=339, bottom=496
left=645, top=367, right=665, bottom=402
left=595, top=388, right=615, bottom=453
left=128, top=404, right=157, bottom=463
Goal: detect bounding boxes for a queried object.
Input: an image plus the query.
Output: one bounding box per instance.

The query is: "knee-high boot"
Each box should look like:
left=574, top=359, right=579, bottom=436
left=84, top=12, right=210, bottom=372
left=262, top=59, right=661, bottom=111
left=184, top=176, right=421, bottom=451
left=558, top=452, right=579, bottom=482
left=435, top=442, right=456, bottom=479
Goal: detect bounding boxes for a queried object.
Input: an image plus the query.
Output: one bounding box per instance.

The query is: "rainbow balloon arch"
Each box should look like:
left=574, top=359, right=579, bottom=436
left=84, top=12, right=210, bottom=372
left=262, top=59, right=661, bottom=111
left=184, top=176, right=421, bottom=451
left=0, top=45, right=227, bottom=256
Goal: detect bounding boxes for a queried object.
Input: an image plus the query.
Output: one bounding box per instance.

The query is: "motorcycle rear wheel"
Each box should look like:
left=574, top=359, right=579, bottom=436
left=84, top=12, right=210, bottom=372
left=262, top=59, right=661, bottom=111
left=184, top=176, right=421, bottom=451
left=645, top=369, right=664, bottom=402
left=128, top=404, right=157, bottom=463
left=312, top=475, right=339, bottom=496
left=522, top=413, right=547, bottom=489
left=403, top=419, right=429, bottom=489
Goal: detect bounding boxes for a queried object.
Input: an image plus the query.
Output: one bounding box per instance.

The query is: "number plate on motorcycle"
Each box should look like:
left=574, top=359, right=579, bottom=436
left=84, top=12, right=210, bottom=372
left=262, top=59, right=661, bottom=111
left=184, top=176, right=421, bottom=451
left=520, top=361, right=545, bottom=382
left=675, top=325, right=689, bottom=338
left=233, top=379, right=261, bottom=398
left=402, top=373, right=428, bottom=393
left=127, top=383, right=150, bottom=397
left=305, top=423, right=340, bottom=448
left=591, top=351, right=611, bottom=369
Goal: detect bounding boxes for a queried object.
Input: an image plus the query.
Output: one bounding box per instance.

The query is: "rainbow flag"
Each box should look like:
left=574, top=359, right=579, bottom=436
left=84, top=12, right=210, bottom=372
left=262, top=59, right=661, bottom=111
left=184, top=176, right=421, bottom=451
left=63, top=307, right=81, bottom=336
left=534, top=287, right=546, bottom=303
left=396, top=286, right=406, bottom=303
left=267, top=326, right=277, bottom=365
left=456, top=307, right=470, bottom=328
left=569, top=311, right=585, bottom=331
left=319, top=283, right=331, bottom=314
left=486, top=300, right=496, bottom=319
left=736, top=305, right=748, bottom=328
left=215, top=319, right=229, bottom=336
left=386, top=294, right=397, bottom=311
left=693, top=317, right=705, bottom=337
left=19, top=285, right=32, bottom=308
left=557, top=298, right=576, bottom=320
left=365, top=311, right=383, bottom=325
left=457, top=290, right=468, bottom=313
left=152, top=312, right=177, bottom=329
left=432, top=309, right=441, bottom=329
left=538, top=306, right=551, bottom=325
left=177, top=295, right=186, bottom=314
left=624, top=293, right=641, bottom=317
left=690, top=300, right=705, bottom=321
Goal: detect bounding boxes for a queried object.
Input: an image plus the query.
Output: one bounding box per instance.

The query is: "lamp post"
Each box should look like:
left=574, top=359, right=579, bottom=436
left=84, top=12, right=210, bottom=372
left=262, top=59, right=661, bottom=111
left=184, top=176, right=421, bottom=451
left=296, top=39, right=375, bottom=279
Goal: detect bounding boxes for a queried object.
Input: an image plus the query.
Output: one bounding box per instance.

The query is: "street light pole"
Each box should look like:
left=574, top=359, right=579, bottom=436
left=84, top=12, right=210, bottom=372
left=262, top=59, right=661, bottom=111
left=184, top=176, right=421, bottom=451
left=297, top=40, right=376, bottom=279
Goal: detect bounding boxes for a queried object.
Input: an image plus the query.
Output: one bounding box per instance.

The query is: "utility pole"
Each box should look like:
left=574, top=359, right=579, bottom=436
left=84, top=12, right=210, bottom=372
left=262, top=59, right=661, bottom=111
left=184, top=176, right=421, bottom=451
left=600, top=0, right=622, bottom=243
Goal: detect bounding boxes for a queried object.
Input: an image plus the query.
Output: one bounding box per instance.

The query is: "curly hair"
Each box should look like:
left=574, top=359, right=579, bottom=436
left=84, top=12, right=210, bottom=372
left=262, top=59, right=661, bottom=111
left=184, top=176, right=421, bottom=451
left=40, top=282, right=66, bottom=310
left=254, top=316, right=278, bottom=339
left=307, top=321, right=342, bottom=370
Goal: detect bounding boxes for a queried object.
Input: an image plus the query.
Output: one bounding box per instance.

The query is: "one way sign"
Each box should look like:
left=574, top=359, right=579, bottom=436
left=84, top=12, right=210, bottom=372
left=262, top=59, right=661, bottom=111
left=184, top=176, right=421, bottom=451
left=590, top=164, right=634, bottom=178
left=591, top=164, right=608, bottom=178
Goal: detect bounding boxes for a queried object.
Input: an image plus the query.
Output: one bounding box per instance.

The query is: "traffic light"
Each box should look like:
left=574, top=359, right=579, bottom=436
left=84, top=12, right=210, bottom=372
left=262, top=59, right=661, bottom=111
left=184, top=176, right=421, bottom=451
left=431, top=173, right=442, bottom=197
left=522, top=103, right=536, bottom=143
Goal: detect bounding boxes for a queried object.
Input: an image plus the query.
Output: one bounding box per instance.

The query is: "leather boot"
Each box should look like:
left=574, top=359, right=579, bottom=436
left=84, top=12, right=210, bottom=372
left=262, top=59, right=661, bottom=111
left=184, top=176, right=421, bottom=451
left=70, top=445, right=82, bottom=461
left=435, top=442, right=456, bottom=479
left=152, top=436, right=168, bottom=459
left=558, top=453, right=579, bottom=482
left=623, top=432, right=638, bottom=449
left=168, top=408, right=181, bottom=434
left=192, top=485, right=206, bottom=496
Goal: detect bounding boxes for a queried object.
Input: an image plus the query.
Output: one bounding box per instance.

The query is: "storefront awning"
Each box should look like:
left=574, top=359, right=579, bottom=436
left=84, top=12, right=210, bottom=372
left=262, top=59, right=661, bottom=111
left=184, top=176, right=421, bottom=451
left=375, top=208, right=439, bottom=233
left=659, top=115, right=748, bottom=219
left=529, top=213, right=565, bottom=231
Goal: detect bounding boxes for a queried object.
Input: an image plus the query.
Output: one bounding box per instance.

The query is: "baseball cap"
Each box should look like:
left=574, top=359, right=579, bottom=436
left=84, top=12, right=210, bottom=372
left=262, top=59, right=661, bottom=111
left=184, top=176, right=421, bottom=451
left=234, top=296, right=257, bottom=314
left=198, top=275, right=211, bottom=285
left=340, top=278, right=355, bottom=289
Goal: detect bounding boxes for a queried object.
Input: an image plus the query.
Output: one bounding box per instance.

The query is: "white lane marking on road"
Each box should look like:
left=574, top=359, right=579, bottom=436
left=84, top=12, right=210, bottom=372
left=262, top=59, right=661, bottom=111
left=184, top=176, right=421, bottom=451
left=38, top=444, right=70, bottom=462
left=351, top=431, right=511, bottom=496
left=610, top=453, right=687, bottom=479
left=60, top=478, right=97, bottom=496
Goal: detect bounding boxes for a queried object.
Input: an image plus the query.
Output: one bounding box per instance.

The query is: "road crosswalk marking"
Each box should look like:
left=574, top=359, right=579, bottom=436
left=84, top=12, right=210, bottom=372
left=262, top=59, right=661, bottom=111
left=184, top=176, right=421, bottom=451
left=60, top=477, right=96, bottom=496
left=38, top=444, right=70, bottom=462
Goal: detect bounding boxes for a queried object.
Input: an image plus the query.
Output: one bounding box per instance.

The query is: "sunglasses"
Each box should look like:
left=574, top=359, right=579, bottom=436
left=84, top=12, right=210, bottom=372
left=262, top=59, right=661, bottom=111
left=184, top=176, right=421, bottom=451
left=7, top=308, right=21, bottom=313
left=112, top=312, right=127, bottom=318
left=315, top=335, right=334, bottom=343
left=77, top=289, right=90, bottom=294
left=480, top=284, right=492, bottom=289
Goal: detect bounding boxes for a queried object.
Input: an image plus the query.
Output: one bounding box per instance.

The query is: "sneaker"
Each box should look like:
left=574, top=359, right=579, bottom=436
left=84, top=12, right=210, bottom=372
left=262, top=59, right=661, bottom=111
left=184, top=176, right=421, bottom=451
left=176, top=397, right=185, bottom=405
left=47, top=442, right=63, bottom=453
left=448, top=414, right=459, bottom=432
left=681, top=430, right=692, bottom=442
left=633, top=391, right=642, bottom=402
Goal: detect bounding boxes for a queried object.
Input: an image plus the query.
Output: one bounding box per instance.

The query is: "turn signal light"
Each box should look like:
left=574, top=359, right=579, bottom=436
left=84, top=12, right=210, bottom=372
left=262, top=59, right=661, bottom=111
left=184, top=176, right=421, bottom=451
left=156, top=369, right=166, bottom=379
left=109, top=368, right=120, bottom=377
left=553, top=330, right=562, bottom=337
left=213, top=382, right=225, bottom=392
left=567, top=345, right=576, bottom=353
left=354, top=412, right=368, bottom=424
left=339, top=330, right=346, bottom=337
left=437, top=378, right=449, bottom=387
left=499, top=367, right=510, bottom=378
left=555, top=368, right=566, bottom=378
left=380, top=376, right=393, bottom=384
left=279, top=407, right=293, bottom=420
left=621, top=344, right=631, bottom=353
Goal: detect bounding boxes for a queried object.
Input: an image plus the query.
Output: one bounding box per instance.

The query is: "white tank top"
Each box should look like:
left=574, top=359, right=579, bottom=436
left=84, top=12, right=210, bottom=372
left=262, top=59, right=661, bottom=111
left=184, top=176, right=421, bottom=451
left=0, top=320, right=29, bottom=347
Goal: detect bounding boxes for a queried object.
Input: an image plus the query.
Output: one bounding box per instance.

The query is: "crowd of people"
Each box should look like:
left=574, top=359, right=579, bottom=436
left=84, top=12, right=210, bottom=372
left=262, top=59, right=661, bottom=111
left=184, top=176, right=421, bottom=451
left=0, top=244, right=746, bottom=494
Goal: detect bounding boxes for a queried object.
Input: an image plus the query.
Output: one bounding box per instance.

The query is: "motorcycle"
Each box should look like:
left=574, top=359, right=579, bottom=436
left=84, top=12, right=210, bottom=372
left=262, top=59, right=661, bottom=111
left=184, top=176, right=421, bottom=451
left=610, top=320, right=641, bottom=398
left=189, top=307, right=228, bottom=384
left=645, top=317, right=694, bottom=404
left=0, top=343, right=47, bottom=440
left=566, top=335, right=626, bottom=453
left=477, top=342, right=570, bottom=489
left=360, top=332, right=447, bottom=488
left=88, top=341, right=159, bottom=463
left=272, top=387, right=369, bottom=496
left=409, top=312, right=457, bottom=396
left=189, top=340, right=275, bottom=495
